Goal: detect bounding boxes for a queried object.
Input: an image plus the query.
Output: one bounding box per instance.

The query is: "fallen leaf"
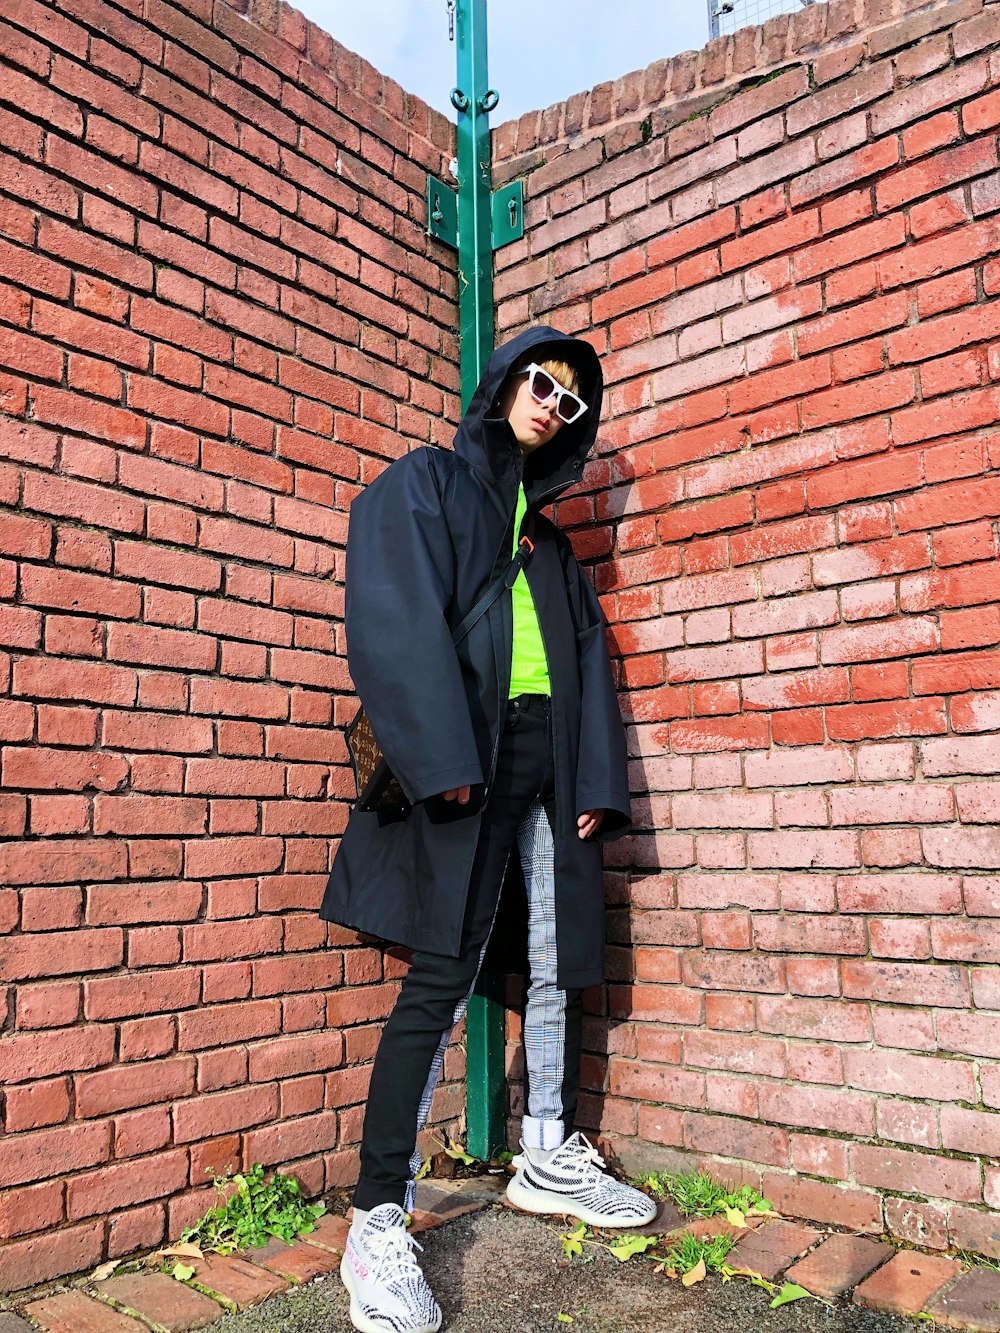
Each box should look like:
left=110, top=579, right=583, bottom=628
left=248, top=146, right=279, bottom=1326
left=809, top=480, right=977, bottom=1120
left=160, top=1242, right=204, bottom=1259
left=681, top=1256, right=707, bottom=1287
left=608, top=1234, right=660, bottom=1263
left=90, top=1260, right=118, bottom=1281
left=444, top=1138, right=475, bottom=1166
left=770, top=1282, right=811, bottom=1308
left=557, top=1315, right=574, bottom=1324
left=172, top=1262, right=196, bottom=1282
left=724, top=1206, right=746, bottom=1228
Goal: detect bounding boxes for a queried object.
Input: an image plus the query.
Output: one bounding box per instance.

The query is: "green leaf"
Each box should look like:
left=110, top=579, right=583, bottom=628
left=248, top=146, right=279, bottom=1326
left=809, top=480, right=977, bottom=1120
left=608, top=1234, right=660, bottom=1262
left=557, top=1315, right=574, bottom=1324
left=724, top=1206, right=746, bottom=1228
left=172, top=1263, right=195, bottom=1282
left=560, top=1223, right=588, bottom=1260
left=444, top=1138, right=475, bottom=1166
left=770, top=1283, right=811, bottom=1308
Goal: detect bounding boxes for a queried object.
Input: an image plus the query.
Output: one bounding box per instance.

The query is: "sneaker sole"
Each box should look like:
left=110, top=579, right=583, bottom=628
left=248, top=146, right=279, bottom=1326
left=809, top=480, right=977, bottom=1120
left=340, top=1253, right=443, bottom=1333
left=506, top=1175, right=657, bottom=1228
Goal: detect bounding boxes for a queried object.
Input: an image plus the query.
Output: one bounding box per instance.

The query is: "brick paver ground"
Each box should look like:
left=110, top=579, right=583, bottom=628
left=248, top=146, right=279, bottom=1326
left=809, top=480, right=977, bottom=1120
left=22, top=1292, right=147, bottom=1333
left=786, top=1234, right=896, bottom=1299
left=98, top=1273, right=223, bottom=1331
left=3, top=1174, right=998, bottom=1331
left=926, top=1266, right=1000, bottom=1332
left=729, top=1218, right=821, bottom=1280
left=854, top=1252, right=965, bottom=1318
left=253, top=1235, right=341, bottom=1283
left=180, top=1253, right=288, bottom=1310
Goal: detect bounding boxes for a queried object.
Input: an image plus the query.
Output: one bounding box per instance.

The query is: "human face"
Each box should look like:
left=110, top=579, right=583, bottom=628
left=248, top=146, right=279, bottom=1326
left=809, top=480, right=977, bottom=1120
left=500, top=368, right=568, bottom=454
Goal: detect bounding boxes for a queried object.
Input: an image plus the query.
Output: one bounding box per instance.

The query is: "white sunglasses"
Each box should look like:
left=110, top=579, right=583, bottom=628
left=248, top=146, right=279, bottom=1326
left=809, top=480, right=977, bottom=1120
left=520, top=363, right=588, bottom=425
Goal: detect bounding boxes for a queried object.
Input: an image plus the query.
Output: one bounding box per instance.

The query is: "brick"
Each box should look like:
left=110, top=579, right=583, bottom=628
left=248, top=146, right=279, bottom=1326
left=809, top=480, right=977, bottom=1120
left=293, top=1211, right=350, bottom=1254
left=0, top=1316, right=35, bottom=1332
left=173, top=1083, right=278, bottom=1142
left=0, top=1220, right=104, bottom=1295
left=728, top=1219, right=820, bottom=1280
left=858, top=1251, right=963, bottom=1319
left=98, top=1274, right=222, bottom=1331
left=785, top=1234, right=894, bottom=1299
left=179, top=1251, right=287, bottom=1308
left=927, top=1267, right=1000, bottom=1332
left=75, top=1056, right=195, bottom=1117
left=255, top=1234, right=341, bottom=1281
left=67, top=1148, right=188, bottom=1219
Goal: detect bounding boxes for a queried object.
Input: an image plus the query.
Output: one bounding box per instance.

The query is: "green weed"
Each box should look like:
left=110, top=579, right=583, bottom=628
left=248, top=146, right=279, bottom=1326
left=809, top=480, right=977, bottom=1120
left=665, top=1229, right=736, bottom=1276
left=637, top=1168, right=770, bottom=1221
left=180, top=1163, right=325, bottom=1254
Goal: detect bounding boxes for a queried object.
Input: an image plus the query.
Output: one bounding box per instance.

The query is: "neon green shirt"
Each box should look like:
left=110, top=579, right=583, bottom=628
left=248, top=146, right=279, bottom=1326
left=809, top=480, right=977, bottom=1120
left=509, top=484, right=550, bottom=698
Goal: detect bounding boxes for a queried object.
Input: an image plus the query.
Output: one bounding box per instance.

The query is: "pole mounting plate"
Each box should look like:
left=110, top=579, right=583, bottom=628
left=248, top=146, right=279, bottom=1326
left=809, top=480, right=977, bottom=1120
left=426, top=175, right=458, bottom=249
left=491, top=179, right=524, bottom=249
left=427, top=176, right=524, bottom=251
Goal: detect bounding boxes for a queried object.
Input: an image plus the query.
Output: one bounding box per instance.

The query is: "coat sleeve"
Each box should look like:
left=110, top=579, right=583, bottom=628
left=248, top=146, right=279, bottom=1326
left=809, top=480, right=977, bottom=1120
left=564, top=545, right=632, bottom=842
left=345, top=449, right=483, bottom=804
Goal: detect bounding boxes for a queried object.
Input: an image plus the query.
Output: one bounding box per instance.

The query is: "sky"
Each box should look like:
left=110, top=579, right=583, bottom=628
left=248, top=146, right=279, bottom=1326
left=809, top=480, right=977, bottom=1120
left=291, top=2, right=712, bottom=123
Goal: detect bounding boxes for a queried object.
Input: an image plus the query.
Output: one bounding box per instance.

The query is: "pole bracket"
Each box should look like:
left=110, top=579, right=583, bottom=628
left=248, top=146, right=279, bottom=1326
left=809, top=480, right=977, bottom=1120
left=426, top=176, right=524, bottom=251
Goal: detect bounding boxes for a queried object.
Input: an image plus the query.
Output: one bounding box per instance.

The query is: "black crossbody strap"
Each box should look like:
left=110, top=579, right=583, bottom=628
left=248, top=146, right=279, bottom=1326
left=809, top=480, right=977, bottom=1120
left=450, top=535, right=534, bottom=645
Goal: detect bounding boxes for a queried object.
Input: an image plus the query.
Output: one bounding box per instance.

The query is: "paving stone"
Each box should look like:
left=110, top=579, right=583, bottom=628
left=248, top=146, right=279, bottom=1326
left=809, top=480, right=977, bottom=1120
left=786, top=1234, right=895, bottom=1299
left=446, top=1173, right=508, bottom=1197
left=854, top=1250, right=964, bottom=1317
left=728, top=1219, right=822, bottom=1280
left=632, top=1199, right=684, bottom=1237
left=413, top=1181, right=461, bottom=1213
left=20, top=1293, right=146, bottom=1333
left=183, top=1251, right=288, bottom=1310
left=927, top=1266, right=1000, bottom=1331
left=408, top=1209, right=441, bottom=1235
left=422, top=1195, right=490, bottom=1223
left=297, top=1213, right=349, bottom=1254
left=0, top=1317, right=39, bottom=1333
left=681, top=1215, right=753, bottom=1243
left=253, top=1236, right=341, bottom=1282
left=0, top=1316, right=35, bottom=1333
left=99, top=1272, right=223, bottom=1331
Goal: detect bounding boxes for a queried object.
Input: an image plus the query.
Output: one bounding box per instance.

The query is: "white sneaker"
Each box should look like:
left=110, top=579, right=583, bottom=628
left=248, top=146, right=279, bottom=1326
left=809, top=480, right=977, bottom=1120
left=506, top=1131, right=657, bottom=1228
left=340, top=1203, right=442, bottom=1333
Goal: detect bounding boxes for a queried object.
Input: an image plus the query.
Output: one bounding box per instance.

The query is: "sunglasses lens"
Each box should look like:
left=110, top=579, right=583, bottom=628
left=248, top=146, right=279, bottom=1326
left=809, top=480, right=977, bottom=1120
left=557, top=396, right=580, bottom=423
left=529, top=368, right=559, bottom=404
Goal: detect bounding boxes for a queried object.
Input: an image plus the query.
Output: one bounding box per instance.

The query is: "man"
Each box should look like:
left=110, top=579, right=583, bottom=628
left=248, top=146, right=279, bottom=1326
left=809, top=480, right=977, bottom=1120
left=322, top=326, right=655, bottom=1333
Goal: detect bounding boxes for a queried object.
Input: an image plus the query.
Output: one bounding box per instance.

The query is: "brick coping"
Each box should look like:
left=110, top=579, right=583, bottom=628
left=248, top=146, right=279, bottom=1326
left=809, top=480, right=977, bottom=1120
left=3, top=1176, right=999, bottom=1332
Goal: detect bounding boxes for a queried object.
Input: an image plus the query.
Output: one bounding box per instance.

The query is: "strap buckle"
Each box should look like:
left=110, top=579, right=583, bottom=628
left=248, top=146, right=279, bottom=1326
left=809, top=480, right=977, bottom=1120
left=518, top=535, right=534, bottom=558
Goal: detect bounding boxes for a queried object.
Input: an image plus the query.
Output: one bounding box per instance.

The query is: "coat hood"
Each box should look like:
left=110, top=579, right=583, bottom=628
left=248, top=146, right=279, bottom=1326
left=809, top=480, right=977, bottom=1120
left=451, top=326, right=603, bottom=504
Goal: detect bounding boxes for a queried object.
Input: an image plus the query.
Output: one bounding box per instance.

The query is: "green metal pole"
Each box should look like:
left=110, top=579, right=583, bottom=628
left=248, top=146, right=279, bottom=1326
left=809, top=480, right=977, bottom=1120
left=451, top=0, right=506, bottom=1162
left=452, top=0, right=496, bottom=410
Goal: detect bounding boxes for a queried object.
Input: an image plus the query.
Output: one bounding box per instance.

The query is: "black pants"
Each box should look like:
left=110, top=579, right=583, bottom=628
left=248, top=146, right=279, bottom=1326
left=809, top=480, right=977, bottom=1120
left=354, top=694, right=584, bottom=1212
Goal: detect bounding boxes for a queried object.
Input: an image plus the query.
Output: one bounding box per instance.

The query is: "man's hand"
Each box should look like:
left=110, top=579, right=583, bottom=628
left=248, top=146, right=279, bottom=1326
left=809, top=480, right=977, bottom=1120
left=442, top=785, right=471, bottom=805
left=577, top=809, right=604, bottom=840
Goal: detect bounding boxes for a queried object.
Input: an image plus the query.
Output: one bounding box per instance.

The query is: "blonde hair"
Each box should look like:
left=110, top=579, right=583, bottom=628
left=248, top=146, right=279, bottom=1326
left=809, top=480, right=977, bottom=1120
left=538, top=358, right=580, bottom=396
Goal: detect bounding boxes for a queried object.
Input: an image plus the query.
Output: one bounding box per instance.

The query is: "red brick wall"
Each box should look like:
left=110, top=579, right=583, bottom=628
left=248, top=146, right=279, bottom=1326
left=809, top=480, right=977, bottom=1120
left=494, top=0, right=1000, bottom=1259
left=0, top=0, right=460, bottom=1289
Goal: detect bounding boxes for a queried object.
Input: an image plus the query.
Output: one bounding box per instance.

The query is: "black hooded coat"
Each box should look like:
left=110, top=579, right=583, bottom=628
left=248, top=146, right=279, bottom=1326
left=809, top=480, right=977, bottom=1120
left=320, top=326, right=631, bottom=990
